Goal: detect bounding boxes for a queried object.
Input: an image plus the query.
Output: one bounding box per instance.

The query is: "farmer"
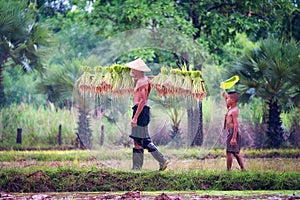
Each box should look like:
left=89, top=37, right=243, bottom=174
left=126, top=58, right=169, bottom=171
left=222, top=91, right=246, bottom=171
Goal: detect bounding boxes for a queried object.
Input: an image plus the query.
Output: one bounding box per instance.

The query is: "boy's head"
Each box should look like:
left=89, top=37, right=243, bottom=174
left=227, top=91, right=240, bottom=103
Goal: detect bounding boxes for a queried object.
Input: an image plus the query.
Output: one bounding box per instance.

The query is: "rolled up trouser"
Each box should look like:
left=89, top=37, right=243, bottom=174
left=150, top=149, right=167, bottom=170
left=132, top=148, right=144, bottom=170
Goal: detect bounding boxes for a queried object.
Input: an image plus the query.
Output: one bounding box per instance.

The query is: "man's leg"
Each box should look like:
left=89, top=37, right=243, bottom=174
left=226, top=152, right=233, bottom=171
left=132, top=141, right=144, bottom=170
left=233, top=153, right=246, bottom=171
left=146, top=142, right=169, bottom=171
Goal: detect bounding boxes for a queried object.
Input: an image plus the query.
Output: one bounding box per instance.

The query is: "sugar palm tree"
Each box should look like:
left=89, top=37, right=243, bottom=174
left=0, top=0, right=50, bottom=107
left=35, top=59, right=93, bottom=149
left=231, top=38, right=300, bottom=148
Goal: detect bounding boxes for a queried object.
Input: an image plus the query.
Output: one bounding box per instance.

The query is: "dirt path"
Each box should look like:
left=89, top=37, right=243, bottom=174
left=1, top=191, right=299, bottom=200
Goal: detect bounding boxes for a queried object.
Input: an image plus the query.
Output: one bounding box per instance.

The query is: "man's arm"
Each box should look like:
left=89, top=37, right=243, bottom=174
left=131, top=85, right=148, bottom=127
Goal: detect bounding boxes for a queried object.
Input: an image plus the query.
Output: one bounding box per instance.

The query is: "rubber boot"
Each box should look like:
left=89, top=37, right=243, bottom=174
left=150, top=150, right=169, bottom=171
left=132, top=148, right=144, bottom=170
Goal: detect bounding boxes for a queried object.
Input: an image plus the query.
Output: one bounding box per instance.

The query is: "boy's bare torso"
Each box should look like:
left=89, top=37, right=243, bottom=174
left=225, top=106, right=238, bottom=129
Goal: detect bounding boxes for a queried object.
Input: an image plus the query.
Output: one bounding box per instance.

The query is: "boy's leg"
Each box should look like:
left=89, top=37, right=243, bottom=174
left=226, top=152, right=233, bottom=171
left=233, top=153, right=246, bottom=171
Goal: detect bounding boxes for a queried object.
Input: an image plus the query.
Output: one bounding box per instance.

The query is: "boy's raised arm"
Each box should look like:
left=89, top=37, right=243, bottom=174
left=222, top=91, right=228, bottom=99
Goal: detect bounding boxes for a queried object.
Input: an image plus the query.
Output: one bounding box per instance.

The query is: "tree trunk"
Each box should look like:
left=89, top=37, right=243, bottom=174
left=77, top=107, right=92, bottom=149
left=187, top=107, right=194, bottom=145
left=0, top=64, right=6, bottom=107
left=187, top=104, right=203, bottom=146
left=0, top=51, right=10, bottom=108
left=191, top=101, right=203, bottom=146
left=189, top=1, right=204, bottom=147
left=266, top=99, right=284, bottom=148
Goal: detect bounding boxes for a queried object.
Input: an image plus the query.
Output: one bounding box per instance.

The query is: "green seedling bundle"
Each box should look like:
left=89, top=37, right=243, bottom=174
left=76, top=65, right=206, bottom=101
left=151, top=67, right=206, bottom=101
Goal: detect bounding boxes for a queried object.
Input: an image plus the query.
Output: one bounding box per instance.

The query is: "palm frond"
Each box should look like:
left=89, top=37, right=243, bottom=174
left=230, top=37, right=300, bottom=106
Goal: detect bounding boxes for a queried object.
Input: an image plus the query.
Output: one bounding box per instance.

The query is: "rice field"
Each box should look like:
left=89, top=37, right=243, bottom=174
left=0, top=148, right=299, bottom=172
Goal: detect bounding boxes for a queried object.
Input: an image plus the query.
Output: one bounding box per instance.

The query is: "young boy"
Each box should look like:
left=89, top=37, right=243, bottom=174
left=222, top=91, right=246, bottom=171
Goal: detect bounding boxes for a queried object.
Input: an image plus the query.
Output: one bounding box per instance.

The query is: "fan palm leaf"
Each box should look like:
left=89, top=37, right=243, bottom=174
left=0, top=0, right=51, bottom=106
left=230, top=37, right=300, bottom=147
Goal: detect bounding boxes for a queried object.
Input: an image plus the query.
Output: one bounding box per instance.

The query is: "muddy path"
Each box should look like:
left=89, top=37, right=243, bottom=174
left=1, top=191, right=299, bottom=200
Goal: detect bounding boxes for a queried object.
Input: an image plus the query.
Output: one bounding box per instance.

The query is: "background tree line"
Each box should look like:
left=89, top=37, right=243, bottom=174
left=0, top=0, right=299, bottom=149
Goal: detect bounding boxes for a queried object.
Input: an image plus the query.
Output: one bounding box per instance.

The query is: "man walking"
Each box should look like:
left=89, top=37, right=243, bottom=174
left=126, top=58, right=169, bottom=171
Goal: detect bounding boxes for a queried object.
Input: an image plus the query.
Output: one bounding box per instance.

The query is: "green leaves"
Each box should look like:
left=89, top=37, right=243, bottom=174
left=233, top=38, right=300, bottom=107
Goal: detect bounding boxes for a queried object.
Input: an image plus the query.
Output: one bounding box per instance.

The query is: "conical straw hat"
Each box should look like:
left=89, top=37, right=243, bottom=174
left=125, top=58, right=151, bottom=72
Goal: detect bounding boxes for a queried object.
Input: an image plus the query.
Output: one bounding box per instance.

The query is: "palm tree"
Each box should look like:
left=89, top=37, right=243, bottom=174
left=35, top=59, right=93, bottom=149
left=231, top=38, right=300, bottom=148
left=35, top=59, right=83, bottom=106
left=0, top=0, right=50, bottom=107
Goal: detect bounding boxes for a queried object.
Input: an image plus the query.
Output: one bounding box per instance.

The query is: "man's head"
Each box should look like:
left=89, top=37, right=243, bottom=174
left=226, top=91, right=240, bottom=107
left=125, top=58, right=151, bottom=72
left=130, top=68, right=144, bottom=80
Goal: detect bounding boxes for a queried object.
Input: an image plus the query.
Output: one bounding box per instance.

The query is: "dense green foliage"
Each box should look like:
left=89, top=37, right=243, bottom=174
left=0, top=0, right=51, bottom=107
left=1, top=0, right=300, bottom=149
left=230, top=38, right=300, bottom=147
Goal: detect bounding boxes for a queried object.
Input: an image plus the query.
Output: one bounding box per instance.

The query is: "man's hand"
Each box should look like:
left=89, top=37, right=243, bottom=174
left=131, top=118, right=137, bottom=127
left=230, top=138, right=237, bottom=145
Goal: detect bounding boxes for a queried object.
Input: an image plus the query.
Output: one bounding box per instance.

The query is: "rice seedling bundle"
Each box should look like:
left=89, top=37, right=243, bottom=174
left=111, top=64, right=134, bottom=96
left=119, top=67, right=134, bottom=95
left=181, top=70, right=193, bottom=95
left=76, top=65, right=206, bottom=101
left=150, top=67, right=169, bottom=97
left=77, top=66, right=93, bottom=95
left=91, top=66, right=104, bottom=95
left=111, top=64, right=123, bottom=93
left=150, top=67, right=206, bottom=101
left=102, top=67, right=114, bottom=94
left=164, top=69, right=179, bottom=96
left=191, top=70, right=206, bottom=101
left=173, top=68, right=184, bottom=94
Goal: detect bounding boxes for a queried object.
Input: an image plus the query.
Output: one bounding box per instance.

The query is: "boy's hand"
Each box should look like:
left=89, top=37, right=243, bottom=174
left=222, top=91, right=228, bottom=99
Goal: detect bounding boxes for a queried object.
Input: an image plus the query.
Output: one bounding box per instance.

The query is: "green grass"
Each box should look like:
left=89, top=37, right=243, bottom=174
left=1, top=148, right=300, bottom=174
left=0, top=168, right=299, bottom=192
left=0, top=148, right=299, bottom=162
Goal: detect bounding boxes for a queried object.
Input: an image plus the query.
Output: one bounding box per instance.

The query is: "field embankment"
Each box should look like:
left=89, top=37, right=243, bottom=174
left=0, top=148, right=300, bottom=193
left=0, top=168, right=300, bottom=192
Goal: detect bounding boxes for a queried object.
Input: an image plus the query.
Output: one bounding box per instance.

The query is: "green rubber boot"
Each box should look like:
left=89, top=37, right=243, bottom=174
left=132, top=148, right=144, bottom=170
left=150, top=150, right=169, bottom=171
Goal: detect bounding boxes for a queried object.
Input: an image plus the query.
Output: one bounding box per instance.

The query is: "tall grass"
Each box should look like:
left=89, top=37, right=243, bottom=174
left=1, top=98, right=299, bottom=148
left=1, top=103, right=77, bottom=148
